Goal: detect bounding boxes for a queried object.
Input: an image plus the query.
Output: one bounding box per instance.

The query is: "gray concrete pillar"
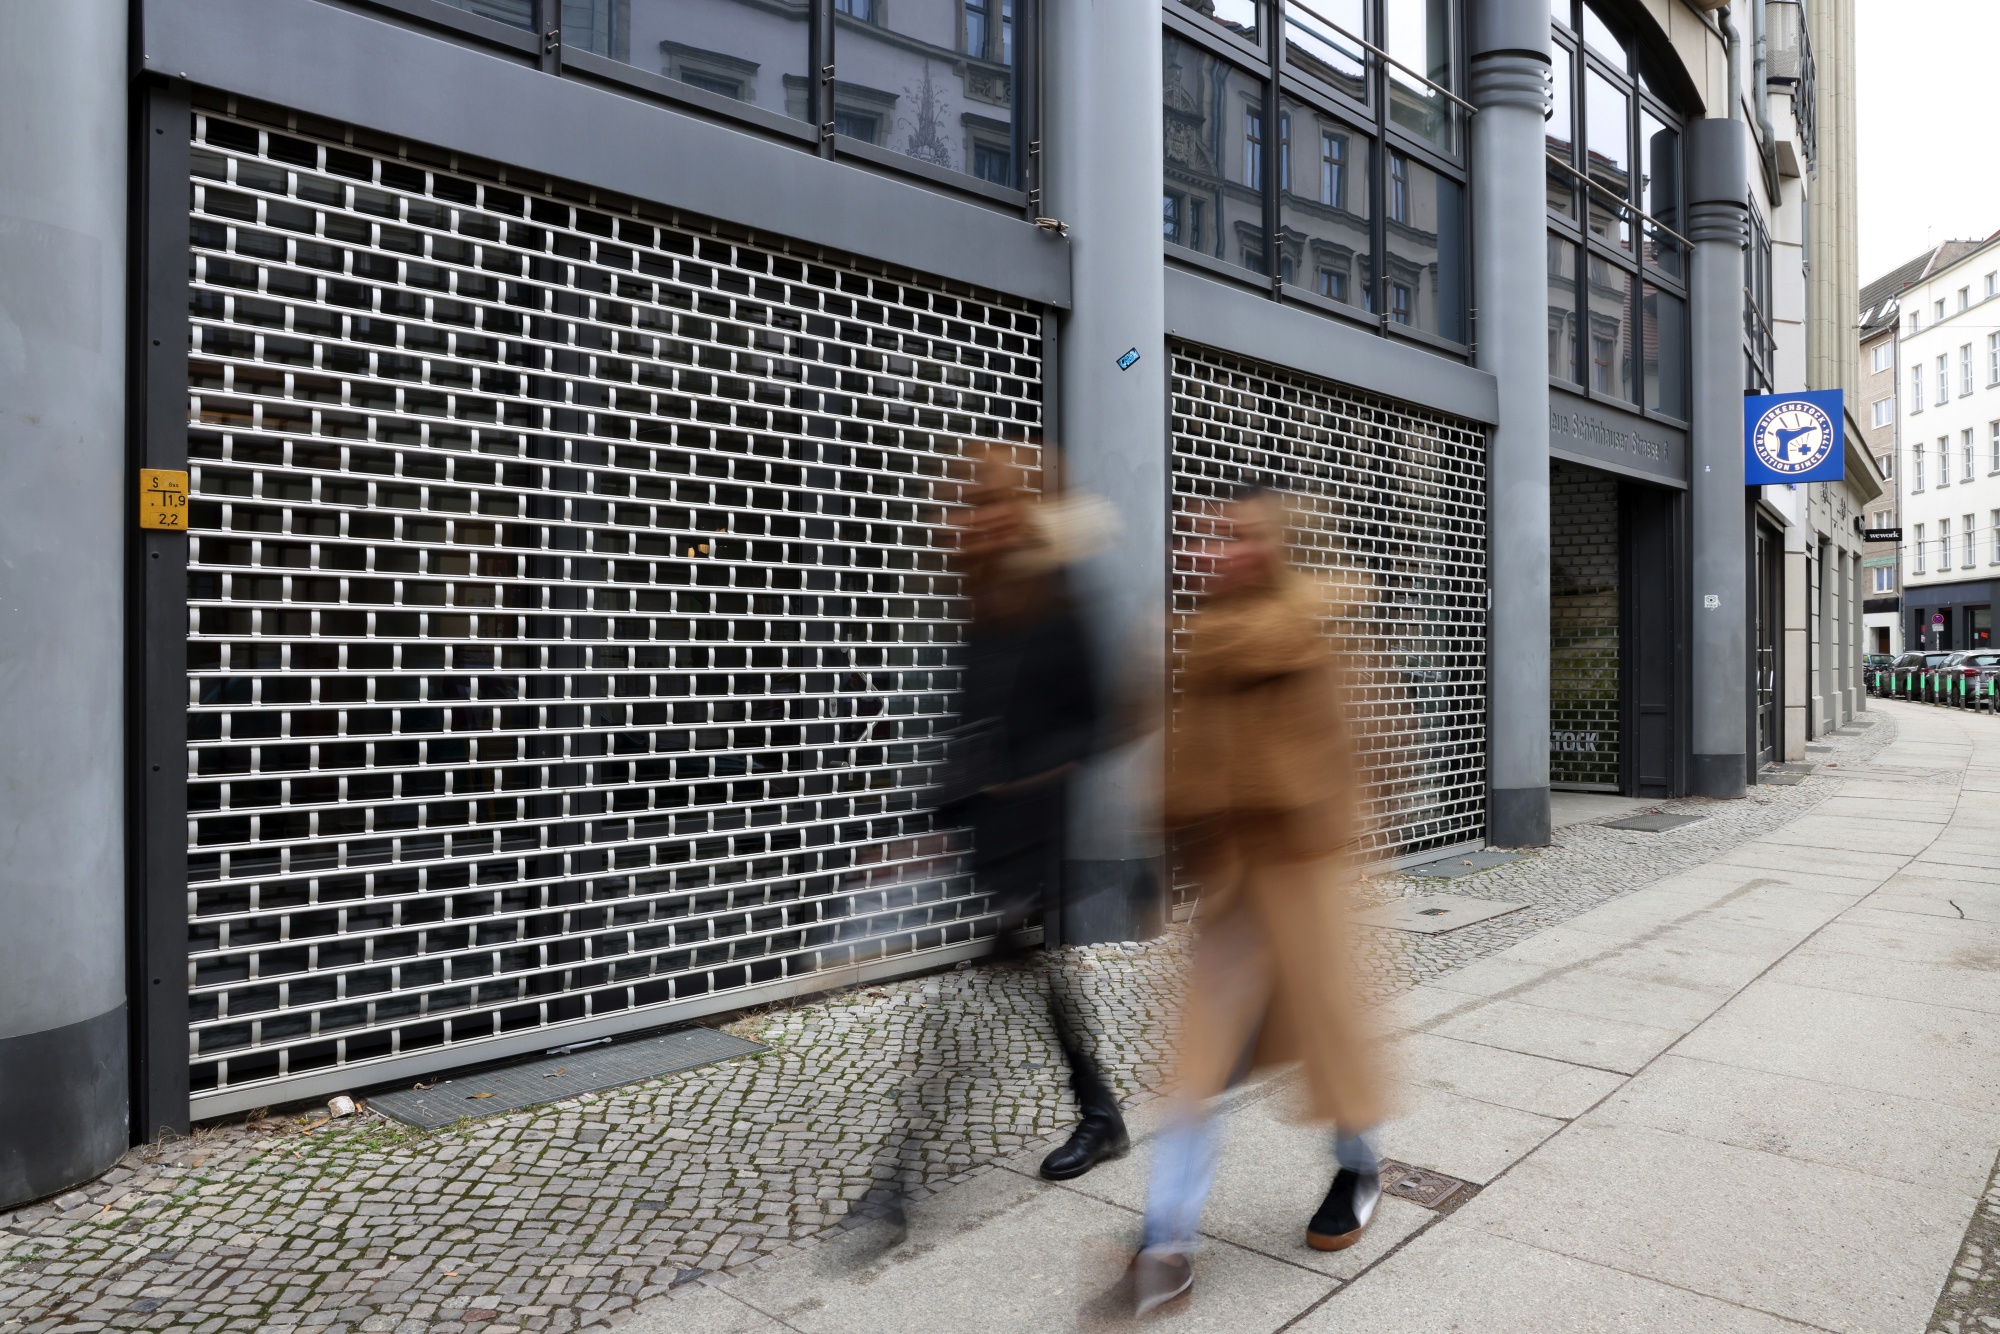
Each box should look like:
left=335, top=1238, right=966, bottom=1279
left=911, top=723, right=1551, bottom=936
left=1043, top=1, right=1167, bottom=941
left=0, top=0, right=131, bottom=1206
left=1686, top=118, right=1750, bottom=797
left=1470, top=0, right=1552, bottom=847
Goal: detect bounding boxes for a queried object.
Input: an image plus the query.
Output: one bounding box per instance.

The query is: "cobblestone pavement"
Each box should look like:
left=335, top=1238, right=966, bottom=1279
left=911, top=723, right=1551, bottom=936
left=0, top=714, right=1896, bottom=1333
left=1933, top=1149, right=2000, bottom=1334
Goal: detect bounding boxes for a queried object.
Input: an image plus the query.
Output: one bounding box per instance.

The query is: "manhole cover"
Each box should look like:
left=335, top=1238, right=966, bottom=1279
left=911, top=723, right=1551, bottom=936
left=1602, top=812, right=1705, bottom=832
left=1380, top=1160, right=1474, bottom=1211
left=1353, top=894, right=1527, bottom=935
left=1758, top=771, right=1805, bottom=786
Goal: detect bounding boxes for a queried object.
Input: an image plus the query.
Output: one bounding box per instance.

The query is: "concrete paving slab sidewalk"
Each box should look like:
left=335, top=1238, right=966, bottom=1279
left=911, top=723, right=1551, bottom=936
left=624, top=701, right=2000, bottom=1334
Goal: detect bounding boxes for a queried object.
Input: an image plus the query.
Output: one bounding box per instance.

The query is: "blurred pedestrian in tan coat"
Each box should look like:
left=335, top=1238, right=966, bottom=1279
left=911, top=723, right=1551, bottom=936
left=1125, top=486, right=1388, bottom=1316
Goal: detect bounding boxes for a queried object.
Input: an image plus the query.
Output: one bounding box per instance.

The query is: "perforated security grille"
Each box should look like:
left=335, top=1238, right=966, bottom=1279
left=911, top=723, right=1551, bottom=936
left=182, top=99, right=1041, bottom=1107
left=1549, top=461, right=1620, bottom=788
left=1169, top=344, right=1488, bottom=870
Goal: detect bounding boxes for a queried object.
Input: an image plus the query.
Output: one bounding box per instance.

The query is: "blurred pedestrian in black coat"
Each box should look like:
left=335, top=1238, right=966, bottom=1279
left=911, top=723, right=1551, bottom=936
left=937, top=446, right=1128, bottom=1181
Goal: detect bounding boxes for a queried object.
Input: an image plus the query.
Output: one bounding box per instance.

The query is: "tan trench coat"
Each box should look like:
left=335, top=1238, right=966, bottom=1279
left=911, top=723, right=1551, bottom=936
left=1163, top=569, right=1386, bottom=1129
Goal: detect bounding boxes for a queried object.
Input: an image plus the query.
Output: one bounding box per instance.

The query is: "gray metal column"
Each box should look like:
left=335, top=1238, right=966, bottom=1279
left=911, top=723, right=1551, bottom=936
left=1687, top=117, right=1751, bottom=797
left=1043, top=1, right=1168, bottom=941
left=1470, top=0, right=1553, bottom=847
left=0, top=0, right=131, bottom=1205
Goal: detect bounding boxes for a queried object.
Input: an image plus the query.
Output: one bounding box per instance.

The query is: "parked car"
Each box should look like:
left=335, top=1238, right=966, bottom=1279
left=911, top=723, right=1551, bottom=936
left=1942, top=649, right=2000, bottom=707
left=1863, top=653, right=1895, bottom=670
left=1885, top=650, right=1957, bottom=700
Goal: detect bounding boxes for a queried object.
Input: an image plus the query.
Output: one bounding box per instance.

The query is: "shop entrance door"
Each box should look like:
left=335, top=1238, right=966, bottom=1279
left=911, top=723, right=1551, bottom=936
left=1621, top=484, right=1680, bottom=796
left=1755, top=525, right=1781, bottom=766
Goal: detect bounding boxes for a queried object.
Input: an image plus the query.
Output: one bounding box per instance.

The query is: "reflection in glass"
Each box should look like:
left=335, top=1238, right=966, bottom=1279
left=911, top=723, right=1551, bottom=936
left=1586, top=255, right=1635, bottom=402
left=1164, top=36, right=1269, bottom=275
left=1639, top=110, right=1682, bottom=278
left=1585, top=68, right=1631, bottom=248
left=1384, top=151, right=1465, bottom=340
left=1580, top=2, right=1628, bottom=68
left=832, top=0, right=1019, bottom=183
left=577, top=0, right=813, bottom=125
left=1285, top=0, right=1368, bottom=104
left=1549, top=236, right=1581, bottom=382
left=1385, top=0, right=1456, bottom=152
left=1278, top=97, right=1372, bottom=308
left=1547, top=43, right=1575, bottom=218
left=1644, top=284, right=1687, bottom=418
left=1175, top=0, right=1263, bottom=44
left=442, top=0, right=533, bottom=27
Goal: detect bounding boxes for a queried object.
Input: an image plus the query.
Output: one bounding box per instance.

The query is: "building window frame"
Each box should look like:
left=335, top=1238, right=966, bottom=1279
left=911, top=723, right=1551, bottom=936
left=1871, top=396, right=1893, bottom=429
left=1964, top=343, right=1975, bottom=396
left=1967, top=428, right=1978, bottom=483
left=1915, top=522, right=1927, bottom=574
left=1911, top=363, right=1925, bottom=414
left=1546, top=0, right=1690, bottom=421
left=1938, top=434, right=1951, bottom=489
left=1913, top=441, right=1925, bottom=492
left=507, top=0, right=1048, bottom=210
left=1162, top=0, right=1473, bottom=352
left=1938, top=353, right=1951, bottom=407
left=1966, top=513, right=1979, bottom=569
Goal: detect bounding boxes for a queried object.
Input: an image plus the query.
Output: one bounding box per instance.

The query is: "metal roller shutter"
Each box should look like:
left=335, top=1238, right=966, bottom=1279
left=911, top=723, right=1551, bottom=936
left=182, top=100, right=1042, bottom=1110
left=1169, top=342, right=1488, bottom=877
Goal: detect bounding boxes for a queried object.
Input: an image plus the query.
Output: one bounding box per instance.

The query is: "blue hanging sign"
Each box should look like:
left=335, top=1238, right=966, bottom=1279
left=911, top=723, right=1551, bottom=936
left=1744, top=389, right=1845, bottom=485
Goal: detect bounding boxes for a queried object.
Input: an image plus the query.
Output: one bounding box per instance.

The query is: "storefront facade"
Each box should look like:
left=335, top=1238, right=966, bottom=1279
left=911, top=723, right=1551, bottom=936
left=0, top=0, right=1861, bottom=1204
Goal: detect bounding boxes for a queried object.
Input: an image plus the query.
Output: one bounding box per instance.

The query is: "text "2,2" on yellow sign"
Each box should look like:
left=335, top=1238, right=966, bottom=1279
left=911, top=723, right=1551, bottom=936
left=139, top=469, right=191, bottom=530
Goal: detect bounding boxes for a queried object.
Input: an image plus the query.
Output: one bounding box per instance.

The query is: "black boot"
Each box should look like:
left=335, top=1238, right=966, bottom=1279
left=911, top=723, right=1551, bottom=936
left=1305, top=1166, right=1381, bottom=1251
left=1039, top=1063, right=1128, bottom=1181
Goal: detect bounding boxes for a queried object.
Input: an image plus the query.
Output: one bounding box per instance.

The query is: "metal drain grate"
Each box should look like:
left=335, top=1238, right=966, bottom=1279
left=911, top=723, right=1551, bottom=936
left=181, top=95, right=1043, bottom=1111
left=367, top=1025, right=766, bottom=1127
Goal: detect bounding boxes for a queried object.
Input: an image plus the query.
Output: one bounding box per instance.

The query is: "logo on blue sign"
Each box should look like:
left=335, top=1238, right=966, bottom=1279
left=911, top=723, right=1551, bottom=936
left=1744, top=389, right=1844, bottom=485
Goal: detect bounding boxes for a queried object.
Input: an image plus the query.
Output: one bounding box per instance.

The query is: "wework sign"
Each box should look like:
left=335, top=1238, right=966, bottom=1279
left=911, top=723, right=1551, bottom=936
left=1549, top=389, right=1687, bottom=487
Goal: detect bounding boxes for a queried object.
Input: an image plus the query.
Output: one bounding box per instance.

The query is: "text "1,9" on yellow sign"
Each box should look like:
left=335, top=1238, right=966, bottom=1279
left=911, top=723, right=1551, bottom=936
left=139, top=469, right=191, bottom=530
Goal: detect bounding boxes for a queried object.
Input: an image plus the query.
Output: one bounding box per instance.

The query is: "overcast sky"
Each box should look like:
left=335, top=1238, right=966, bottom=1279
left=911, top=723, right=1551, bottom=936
left=1856, top=0, right=2000, bottom=282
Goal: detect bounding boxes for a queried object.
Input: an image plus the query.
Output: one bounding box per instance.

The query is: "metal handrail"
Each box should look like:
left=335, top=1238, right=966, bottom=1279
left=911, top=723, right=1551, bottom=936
left=1544, top=152, right=1693, bottom=251
left=1284, top=0, right=1479, bottom=116
left=1743, top=285, right=1779, bottom=346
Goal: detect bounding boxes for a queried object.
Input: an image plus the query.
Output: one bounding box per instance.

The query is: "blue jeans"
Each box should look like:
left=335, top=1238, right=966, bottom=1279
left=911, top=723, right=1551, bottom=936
left=1140, top=1105, right=1377, bottom=1254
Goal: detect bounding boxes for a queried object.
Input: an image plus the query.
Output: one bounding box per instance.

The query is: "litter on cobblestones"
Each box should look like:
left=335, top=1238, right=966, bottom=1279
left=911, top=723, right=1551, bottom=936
left=326, top=1096, right=356, bottom=1118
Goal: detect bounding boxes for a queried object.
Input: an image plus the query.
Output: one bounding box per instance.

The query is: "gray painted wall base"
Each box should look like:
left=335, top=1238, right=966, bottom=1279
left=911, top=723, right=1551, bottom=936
left=0, top=1008, right=128, bottom=1208
left=1691, top=753, right=1748, bottom=799
left=1489, top=786, right=1553, bottom=848
left=1061, top=859, right=1164, bottom=945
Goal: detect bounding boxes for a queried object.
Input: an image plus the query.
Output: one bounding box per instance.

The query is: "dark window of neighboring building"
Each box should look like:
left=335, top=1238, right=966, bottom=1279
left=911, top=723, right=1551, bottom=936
left=1548, top=0, right=1688, bottom=421
left=440, top=0, right=534, bottom=27
left=1164, top=0, right=1467, bottom=346
left=834, top=108, right=880, bottom=144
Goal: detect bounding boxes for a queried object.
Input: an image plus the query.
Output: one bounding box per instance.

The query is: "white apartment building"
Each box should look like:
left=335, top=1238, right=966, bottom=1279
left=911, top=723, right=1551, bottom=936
left=1897, top=236, right=2000, bottom=652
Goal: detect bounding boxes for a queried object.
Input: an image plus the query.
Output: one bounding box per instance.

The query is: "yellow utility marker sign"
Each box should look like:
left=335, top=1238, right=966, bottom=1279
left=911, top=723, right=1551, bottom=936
left=139, top=469, right=190, bottom=530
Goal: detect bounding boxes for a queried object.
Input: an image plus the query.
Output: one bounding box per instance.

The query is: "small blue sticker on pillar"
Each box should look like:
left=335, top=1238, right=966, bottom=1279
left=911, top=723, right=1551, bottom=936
left=1116, top=347, right=1141, bottom=371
